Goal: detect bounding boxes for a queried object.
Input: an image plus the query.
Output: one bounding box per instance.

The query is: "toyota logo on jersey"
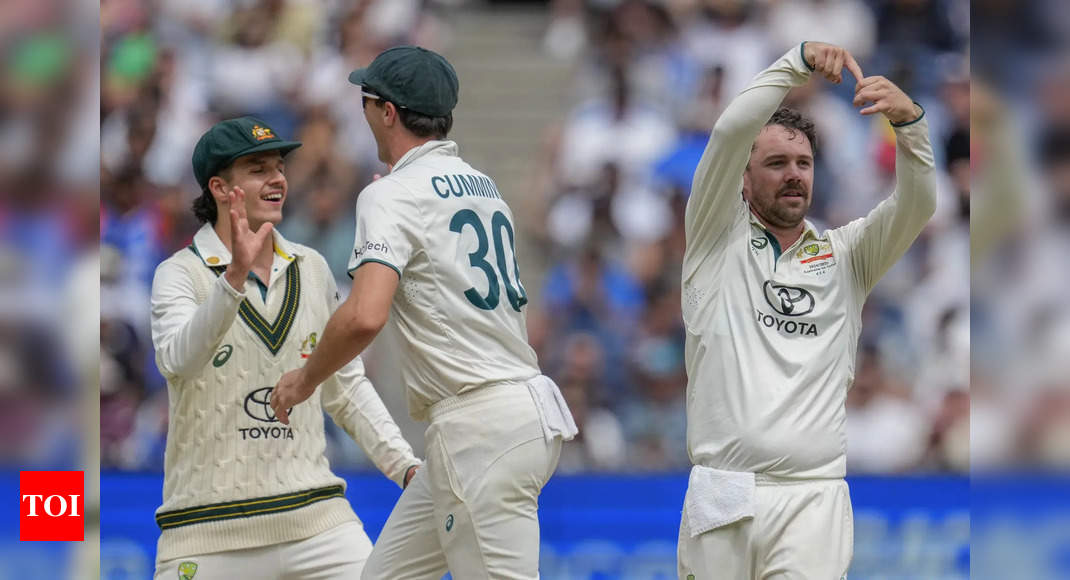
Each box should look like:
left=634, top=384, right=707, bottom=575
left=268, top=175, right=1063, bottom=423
left=244, top=387, right=289, bottom=422
left=762, top=281, right=816, bottom=317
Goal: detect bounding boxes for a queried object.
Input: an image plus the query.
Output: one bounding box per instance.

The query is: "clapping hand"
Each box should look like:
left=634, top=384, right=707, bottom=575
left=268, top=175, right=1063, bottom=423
left=223, top=186, right=274, bottom=291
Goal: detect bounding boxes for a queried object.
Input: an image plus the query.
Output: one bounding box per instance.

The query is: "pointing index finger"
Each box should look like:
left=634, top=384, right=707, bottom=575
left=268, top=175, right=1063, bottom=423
left=845, top=53, right=864, bottom=86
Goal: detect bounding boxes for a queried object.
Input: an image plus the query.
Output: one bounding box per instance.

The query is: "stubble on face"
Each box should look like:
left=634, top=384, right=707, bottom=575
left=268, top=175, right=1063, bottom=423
left=745, top=125, right=814, bottom=230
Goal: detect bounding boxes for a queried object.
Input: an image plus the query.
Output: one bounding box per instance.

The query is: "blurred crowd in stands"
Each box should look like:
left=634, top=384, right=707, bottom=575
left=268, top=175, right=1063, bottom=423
left=971, top=1, right=1070, bottom=472
left=100, top=0, right=976, bottom=475
left=0, top=0, right=98, bottom=471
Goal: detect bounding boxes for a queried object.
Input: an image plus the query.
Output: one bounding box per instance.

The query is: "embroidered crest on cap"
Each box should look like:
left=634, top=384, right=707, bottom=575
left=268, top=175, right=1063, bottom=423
left=252, top=125, right=275, bottom=141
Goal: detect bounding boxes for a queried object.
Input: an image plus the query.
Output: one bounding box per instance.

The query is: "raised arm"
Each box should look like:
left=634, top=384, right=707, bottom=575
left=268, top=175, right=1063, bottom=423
left=150, top=261, right=244, bottom=379
left=840, top=77, right=938, bottom=294
left=684, top=43, right=859, bottom=280
left=151, top=186, right=274, bottom=378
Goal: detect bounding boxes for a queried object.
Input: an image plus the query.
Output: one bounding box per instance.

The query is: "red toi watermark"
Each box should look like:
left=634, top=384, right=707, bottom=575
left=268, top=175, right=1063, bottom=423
left=20, top=471, right=84, bottom=541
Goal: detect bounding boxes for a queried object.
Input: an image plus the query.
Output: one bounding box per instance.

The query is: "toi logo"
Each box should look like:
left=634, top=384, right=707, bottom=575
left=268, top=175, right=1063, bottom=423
left=20, top=471, right=84, bottom=541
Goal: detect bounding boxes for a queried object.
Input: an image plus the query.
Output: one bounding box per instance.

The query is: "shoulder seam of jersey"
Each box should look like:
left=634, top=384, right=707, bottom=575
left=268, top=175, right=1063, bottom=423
left=349, top=258, right=401, bottom=278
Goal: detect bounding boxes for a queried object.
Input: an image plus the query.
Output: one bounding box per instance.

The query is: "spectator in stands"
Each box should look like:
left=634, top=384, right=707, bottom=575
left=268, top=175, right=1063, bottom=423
left=845, top=348, right=930, bottom=473
left=555, top=332, right=627, bottom=472
left=767, top=0, right=876, bottom=61
left=620, top=332, right=688, bottom=471
left=279, top=174, right=356, bottom=285
left=556, top=65, right=676, bottom=189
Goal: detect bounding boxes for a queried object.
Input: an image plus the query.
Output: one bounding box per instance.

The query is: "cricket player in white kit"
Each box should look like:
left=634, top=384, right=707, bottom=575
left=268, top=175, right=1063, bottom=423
left=678, top=42, right=936, bottom=578
left=271, top=46, right=577, bottom=579
left=150, top=116, right=421, bottom=579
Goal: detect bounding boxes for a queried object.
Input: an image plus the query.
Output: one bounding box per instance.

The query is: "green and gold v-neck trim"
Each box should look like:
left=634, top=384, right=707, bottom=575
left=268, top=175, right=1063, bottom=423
left=187, top=245, right=301, bottom=356
left=231, top=261, right=300, bottom=356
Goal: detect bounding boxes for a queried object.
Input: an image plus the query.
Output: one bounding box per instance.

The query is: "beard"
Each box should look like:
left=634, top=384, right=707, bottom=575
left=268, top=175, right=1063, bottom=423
left=753, top=183, right=810, bottom=228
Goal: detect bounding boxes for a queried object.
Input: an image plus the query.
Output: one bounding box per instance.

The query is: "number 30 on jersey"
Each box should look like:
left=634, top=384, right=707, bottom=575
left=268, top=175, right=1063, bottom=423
left=449, top=209, right=528, bottom=312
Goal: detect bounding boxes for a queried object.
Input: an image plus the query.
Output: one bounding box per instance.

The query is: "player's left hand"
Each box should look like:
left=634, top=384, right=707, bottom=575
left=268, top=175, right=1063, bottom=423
left=852, top=76, right=921, bottom=125
left=271, top=369, right=315, bottom=425
left=803, top=42, right=864, bottom=86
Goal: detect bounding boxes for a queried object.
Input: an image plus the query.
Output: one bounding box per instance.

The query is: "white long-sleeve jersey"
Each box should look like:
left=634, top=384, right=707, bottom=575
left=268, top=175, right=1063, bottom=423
left=347, top=140, right=541, bottom=421
left=149, top=224, right=419, bottom=560
left=682, top=44, right=937, bottom=479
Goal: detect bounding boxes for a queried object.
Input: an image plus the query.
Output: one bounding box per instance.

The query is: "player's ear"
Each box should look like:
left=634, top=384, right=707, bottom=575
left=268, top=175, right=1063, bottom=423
left=383, top=102, right=398, bottom=128
left=208, top=176, right=229, bottom=205
left=742, top=171, right=752, bottom=201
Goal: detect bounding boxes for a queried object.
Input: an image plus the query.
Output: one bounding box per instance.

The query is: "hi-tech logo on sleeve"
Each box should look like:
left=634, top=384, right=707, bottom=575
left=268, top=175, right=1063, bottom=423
left=20, top=471, right=84, bottom=541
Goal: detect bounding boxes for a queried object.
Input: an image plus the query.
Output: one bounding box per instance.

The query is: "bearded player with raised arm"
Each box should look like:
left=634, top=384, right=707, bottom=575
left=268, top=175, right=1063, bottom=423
left=678, top=42, right=936, bottom=579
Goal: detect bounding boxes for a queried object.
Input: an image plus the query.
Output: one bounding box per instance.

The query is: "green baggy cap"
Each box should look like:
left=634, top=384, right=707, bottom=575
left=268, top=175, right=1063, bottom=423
left=192, top=116, right=301, bottom=189
left=348, top=46, right=459, bottom=117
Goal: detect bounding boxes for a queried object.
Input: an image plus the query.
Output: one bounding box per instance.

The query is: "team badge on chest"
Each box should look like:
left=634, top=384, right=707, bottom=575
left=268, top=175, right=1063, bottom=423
left=796, top=240, right=836, bottom=275
left=177, top=562, right=198, bottom=579
left=300, top=332, right=318, bottom=359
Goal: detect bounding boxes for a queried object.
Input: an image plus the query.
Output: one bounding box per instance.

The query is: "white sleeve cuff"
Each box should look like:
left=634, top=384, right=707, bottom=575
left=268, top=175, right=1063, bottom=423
left=216, top=272, right=246, bottom=300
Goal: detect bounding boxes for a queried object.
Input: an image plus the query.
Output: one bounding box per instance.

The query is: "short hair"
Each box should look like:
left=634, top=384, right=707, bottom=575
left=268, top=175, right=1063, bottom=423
left=763, top=107, right=818, bottom=156
left=374, top=99, right=452, bottom=139
left=398, top=107, right=452, bottom=139
left=192, top=164, right=233, bottom=225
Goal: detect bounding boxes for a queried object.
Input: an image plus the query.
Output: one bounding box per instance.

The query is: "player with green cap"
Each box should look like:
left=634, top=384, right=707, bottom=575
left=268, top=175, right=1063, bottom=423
left=271, top=46, right=577, bottom=579
left=149, top=116, right=420, bottom=579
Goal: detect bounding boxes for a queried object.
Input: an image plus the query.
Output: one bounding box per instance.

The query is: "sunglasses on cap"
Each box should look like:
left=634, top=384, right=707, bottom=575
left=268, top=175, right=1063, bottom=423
left=361, top=90, right=407, bottom=110
left=360, top=90, right=380, bottom=108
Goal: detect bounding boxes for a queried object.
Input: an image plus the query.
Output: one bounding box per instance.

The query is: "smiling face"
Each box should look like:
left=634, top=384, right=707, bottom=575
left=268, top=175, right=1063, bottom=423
left=743, top=124, right=815, bottom=230
left=216, top=150, right=288, bottom=230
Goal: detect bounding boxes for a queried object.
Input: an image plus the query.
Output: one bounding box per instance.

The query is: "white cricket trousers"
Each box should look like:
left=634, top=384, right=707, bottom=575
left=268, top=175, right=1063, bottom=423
left=153, top=520, right=372, bottom=579
left=678, top=477, right=853, bottom=579
left=362, top=382, right=564, bottom=579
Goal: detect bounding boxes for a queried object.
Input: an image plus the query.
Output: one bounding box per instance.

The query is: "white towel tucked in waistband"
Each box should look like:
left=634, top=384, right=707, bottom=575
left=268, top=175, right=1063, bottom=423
left=683, top=465, right=756, bottom=537
left=526, top=375, right=579, bottom=442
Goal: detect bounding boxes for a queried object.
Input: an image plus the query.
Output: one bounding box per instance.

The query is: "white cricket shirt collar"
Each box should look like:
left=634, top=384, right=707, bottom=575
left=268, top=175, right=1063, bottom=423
left=190, top=222, right=301, bottom=268
left=391, top=140, right=459, bottom=173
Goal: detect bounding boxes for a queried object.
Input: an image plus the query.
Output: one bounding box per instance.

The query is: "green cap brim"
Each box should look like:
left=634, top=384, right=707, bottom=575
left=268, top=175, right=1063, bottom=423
left=348, top=68, right=367, bottom=86
left=221, top=140, right=302, bottom=168
left=202, top=140, right=302, bottom=188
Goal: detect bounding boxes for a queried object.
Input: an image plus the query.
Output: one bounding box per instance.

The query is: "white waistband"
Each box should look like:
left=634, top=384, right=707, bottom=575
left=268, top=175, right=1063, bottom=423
left=754, top=473, right=843, bottom=486
left=693, top=465, right=842, bottom=486
left=428, top=381, right=530, bottom=423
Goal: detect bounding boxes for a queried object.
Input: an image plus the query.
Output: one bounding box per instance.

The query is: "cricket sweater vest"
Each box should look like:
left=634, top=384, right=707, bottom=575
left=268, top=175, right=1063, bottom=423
left=154, top=244, right=357, bottom=561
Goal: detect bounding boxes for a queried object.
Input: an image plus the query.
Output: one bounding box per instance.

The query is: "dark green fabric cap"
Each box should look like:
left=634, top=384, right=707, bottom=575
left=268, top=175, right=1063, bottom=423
left=192, top=116, right=301, bottom=189
left=348, top=46, right=459, bottom=117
